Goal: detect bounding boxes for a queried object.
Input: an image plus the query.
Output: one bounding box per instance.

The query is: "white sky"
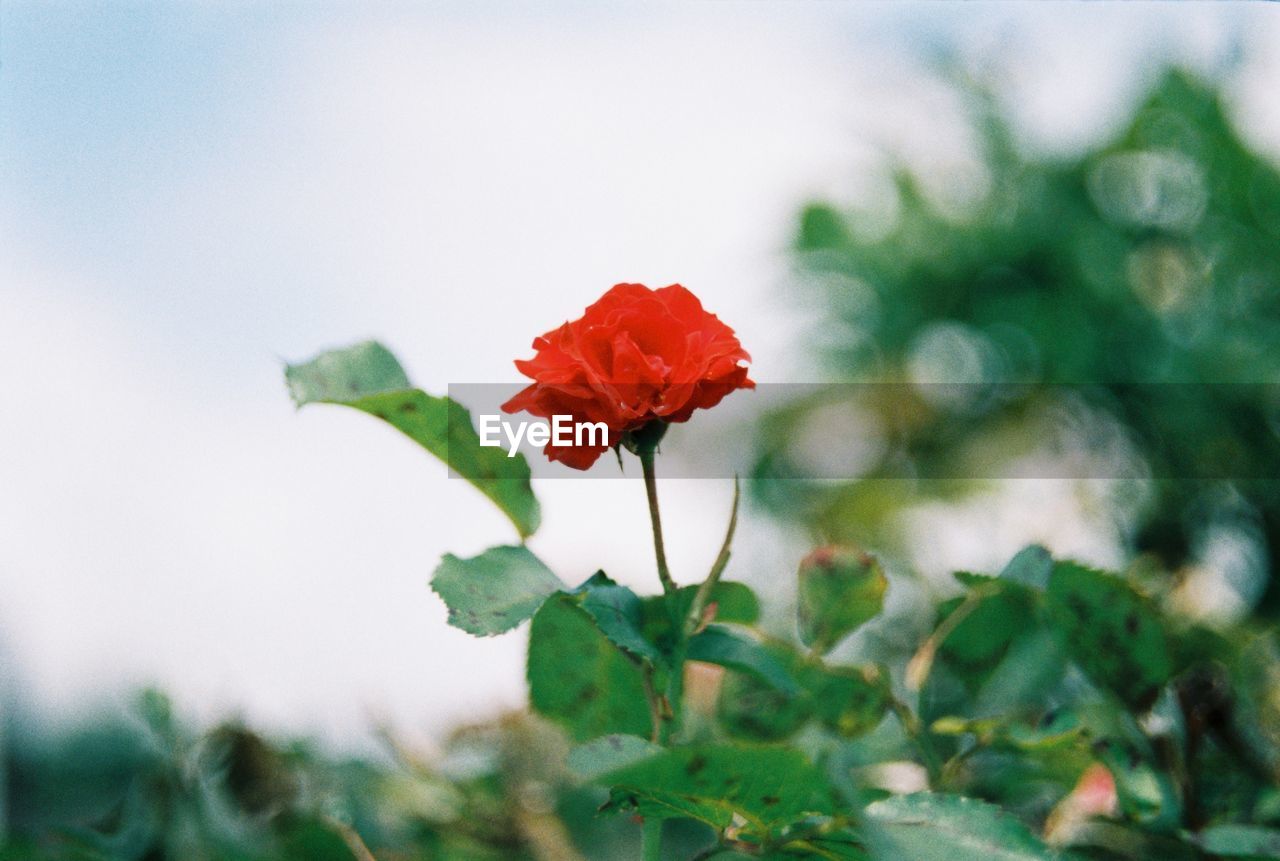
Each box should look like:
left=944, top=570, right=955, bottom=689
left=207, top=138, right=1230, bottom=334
left=2, top=1, right=1277, bottom=748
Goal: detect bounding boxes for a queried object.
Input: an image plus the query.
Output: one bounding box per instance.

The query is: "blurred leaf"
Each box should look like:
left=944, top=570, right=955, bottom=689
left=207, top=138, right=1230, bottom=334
left=687, top=626, right=800, bottom=694
left=808, top=664, right=890, bottom=738
left=204, top=725, right=298, bottom=818
left=862, top=793, right=1056, bottom=861
left=568, top=735, right=662, bottom=781
left=1232, top=632, right=1280, bottom=783
left=717, top=638, right=890, bottom=749
left=1060, top=821, right=1201, bottom=860
left=797, top=547, right=887, bottom=654
left=1190, top=824, right=1280, bottom=857
left=1000, top=545, right=1053, bottom=591
left=527, top=595, right=651, bottom=742
left=287, top=340, right=540, bottom=538
left=971, top=626, right=1069, bottom=717
left=774, top=835, right=870, bottom=860
left=1094, top=737, right=1179, bottom=827
left=1046, top=562, right=1173, bottom=710
left=718, top=641, right=816, bottom=742
left=600, top=745, right=834, bottom=830
left=937, top=579, right=1037, bottom=692
left=431, top=545, right=562, bottom=637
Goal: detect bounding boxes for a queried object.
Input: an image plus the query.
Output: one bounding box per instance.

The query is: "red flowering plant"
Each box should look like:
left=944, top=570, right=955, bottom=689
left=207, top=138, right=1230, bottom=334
left=287, top=284, right=1232, bottom=861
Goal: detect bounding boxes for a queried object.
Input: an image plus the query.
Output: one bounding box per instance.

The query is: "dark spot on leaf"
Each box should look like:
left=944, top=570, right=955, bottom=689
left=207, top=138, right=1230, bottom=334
left=761, top=795, right=781, bottom=807
left=685, top=754, right=708, bottom=776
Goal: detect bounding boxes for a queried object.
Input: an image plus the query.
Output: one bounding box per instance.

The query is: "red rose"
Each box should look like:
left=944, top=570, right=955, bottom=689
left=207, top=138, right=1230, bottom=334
left=502, top=283, right=754, bottom=468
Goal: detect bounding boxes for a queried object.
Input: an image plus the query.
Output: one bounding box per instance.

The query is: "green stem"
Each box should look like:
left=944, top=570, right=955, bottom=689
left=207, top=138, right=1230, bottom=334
left=891, top=695, right=943, bottom=786
left=664, top=643, right=687, bottom=742
left=684, top=477, right=739, bottom=636
left=904, top=587, right=987, bottom=692
left=641, top=662, right=667, bottom=744
left=639, top=448, right=675, bottom=594
left=642, top=818, right=663, bottom=861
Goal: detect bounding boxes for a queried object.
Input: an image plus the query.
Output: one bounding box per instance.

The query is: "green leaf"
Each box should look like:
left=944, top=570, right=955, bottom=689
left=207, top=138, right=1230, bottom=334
left=971, top=626, right=1069, bottom=717
left=938, top=581, right=1037, bottom=691
left=772, top=834, right=870, bottom=861
left=862, top=793, right=1057, bottom=861
left=718, top=641, right=815, bottom=741
left=807, top=664, right=890, bottom=738
left=430, top=545, right=562, bottom=636
left=1094, top=736, right=1179, bottom=827
left=1046, top=562, right=1173, bottom=710
left=687, top=626, right=800, bottom=694
left=527, top=595, right=651, bottom=742
left=717, top=642, right=888, bottom=742
left=599, top=745, right=835, bottom=831
left=286, top=341, right=540, bottom=538
left=1000, top=545, right=1052, bottom=591
left=640, top=582, right=761, bottom=658
left=568, top=573, right=661, bottom=662
left=722, top=841, right=869, bottom=861
left=568, top=734, right=662, bottom=781
left=1191, top=824, right=1280, bottom=858
left=669, top=581, right=761, bottom=625
left=701, top=581, right=762, bottom=625
left=797, top=548, right=887, bottom=654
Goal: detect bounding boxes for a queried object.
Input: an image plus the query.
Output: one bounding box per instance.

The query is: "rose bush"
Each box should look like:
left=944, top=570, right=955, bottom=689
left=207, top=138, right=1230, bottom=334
left=271, top=285, right=1280, bottom=861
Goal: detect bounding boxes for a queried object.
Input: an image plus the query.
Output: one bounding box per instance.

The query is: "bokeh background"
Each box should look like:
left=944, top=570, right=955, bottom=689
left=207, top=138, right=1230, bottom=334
left=3, top=0, right=1279, bottom=771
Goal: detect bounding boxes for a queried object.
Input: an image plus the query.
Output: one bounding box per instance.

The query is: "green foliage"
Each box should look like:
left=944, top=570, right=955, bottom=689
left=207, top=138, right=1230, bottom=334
left=526, top=593, right=652, bottom=742
left=2, top=691, right=606, bottom=861
left=287, top=341, right=540, bottom=538
left=1192, top=823, right=1280, bottom=858
left=672, top=581, right=762, bottom=626
left=687, top=626, right=800, bottom=695
left=1045, top=562, right=1173, bottom=709
left=717, top=639, right=890, bottom=743
left=431, top=544, right=563, bottom=636
left=763, top=68, right=1280, bottom=618
left=936, top=576, right=1036, bottom=690
left=567, top=735, right=664, bottom=780
left=808, top=664, right=891, bottom=738
left=600, top=745, right=835, bottom=831
left=862, top=793, right=1057, bottom=861
left=15, top=531, right=1280, bottom=860
left=569, top=572, right=662, bottom=662
left=717, top=642, right=816, bottom=742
